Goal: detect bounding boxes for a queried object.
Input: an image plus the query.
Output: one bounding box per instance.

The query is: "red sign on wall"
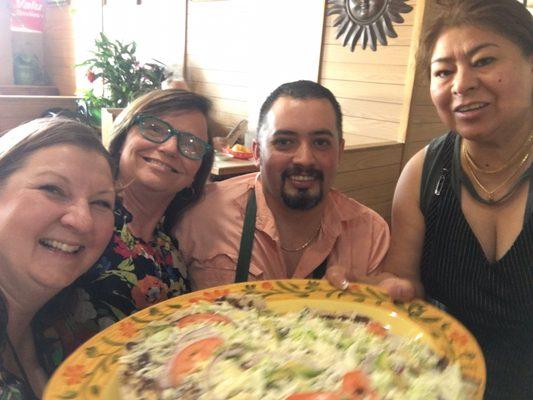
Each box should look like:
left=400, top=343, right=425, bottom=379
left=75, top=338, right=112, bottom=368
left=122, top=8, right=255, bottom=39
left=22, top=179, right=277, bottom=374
left=10, top=0, right=45, bottom=32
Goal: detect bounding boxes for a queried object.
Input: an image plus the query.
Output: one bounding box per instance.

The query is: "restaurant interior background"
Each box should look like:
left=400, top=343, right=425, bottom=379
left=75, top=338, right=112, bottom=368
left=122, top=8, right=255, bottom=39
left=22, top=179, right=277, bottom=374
left=1, top=0, right=532, bottom=222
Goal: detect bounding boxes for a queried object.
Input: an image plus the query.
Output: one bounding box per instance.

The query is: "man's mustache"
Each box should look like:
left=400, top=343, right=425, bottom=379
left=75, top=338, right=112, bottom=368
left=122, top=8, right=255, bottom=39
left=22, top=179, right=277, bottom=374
left=281, top=166, right=324, bottom=182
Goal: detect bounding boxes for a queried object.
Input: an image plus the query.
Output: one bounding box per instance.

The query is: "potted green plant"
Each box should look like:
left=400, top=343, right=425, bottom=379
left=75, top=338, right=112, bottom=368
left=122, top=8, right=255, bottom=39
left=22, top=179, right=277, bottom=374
left=78, top=33, right=168, bottom=126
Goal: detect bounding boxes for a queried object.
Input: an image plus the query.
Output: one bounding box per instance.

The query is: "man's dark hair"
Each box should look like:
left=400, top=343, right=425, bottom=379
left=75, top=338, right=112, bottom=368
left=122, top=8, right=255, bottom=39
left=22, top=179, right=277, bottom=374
left=257, top=80, right=343, bottom=140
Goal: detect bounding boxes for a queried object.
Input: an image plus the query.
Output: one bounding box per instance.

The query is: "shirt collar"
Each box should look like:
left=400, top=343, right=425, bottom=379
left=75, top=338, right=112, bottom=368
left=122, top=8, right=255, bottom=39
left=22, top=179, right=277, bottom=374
left=251, top=173, right=359, bottom=241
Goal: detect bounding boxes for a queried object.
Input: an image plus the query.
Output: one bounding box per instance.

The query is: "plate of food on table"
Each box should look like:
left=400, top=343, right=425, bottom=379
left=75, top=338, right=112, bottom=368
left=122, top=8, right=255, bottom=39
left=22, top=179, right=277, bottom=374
left=43, top=280, right=485, bottom=400
left=226, top=144, right=254, bottom=160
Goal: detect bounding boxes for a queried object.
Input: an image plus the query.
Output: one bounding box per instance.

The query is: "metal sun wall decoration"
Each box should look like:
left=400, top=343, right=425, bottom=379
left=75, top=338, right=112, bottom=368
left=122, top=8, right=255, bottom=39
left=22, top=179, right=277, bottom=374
left=327, top=0, right=413, bottom=51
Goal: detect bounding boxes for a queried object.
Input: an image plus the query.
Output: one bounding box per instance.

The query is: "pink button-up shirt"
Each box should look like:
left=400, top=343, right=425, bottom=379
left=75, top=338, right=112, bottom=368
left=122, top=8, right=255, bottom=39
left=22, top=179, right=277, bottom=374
left=175, top=173, right=390, bottom=290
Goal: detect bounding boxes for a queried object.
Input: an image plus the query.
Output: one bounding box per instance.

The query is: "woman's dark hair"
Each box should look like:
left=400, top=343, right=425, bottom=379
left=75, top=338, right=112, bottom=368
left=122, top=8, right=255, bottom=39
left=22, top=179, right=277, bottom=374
left=418, top=0, right=533, bottom=76
left=108, top=89, right=214, bottom=232
left=0, top=117, right=116, bottom=187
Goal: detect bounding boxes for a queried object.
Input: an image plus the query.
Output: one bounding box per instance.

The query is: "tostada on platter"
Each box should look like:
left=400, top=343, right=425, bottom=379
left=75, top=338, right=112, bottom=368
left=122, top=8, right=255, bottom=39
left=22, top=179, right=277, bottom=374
left=43, top=280, right=485, bottom=400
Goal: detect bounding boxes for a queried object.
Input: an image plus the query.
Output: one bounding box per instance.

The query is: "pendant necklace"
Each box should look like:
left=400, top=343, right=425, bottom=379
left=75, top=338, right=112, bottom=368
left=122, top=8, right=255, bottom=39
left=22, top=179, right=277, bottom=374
left=463, top=132, right=533, bottom=175
left=462, top=141, right=531, bottom=203
left=280, top=225, right=321, bottom=252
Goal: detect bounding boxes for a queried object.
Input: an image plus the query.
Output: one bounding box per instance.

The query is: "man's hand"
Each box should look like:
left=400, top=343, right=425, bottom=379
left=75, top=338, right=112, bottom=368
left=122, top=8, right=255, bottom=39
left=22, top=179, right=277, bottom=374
left=325, top=265, right=417, bottom=302
left=324, top=265, right=350, bottom=290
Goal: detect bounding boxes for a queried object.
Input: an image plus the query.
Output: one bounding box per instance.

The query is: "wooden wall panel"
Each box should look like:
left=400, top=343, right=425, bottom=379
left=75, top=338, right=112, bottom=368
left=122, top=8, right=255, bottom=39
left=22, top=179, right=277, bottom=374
left=400, top=1, right=448, bottom=167
left=334, top=144, right=403, bottom=221
left=338, top=144, right=403, bottom=172
left=321, top=78, right=405, bottom=104
left=0, top=0, right=14, bottom=85
left=322, top=44, right=411, bottom=66
left=319, top=0, right=416, bottom=146
left=0, top=96, right=78, bottom=133
left=321, top=63, right=407, bottom=85
left=343, top=116, right=399, bottom=140
left=342, top=134, right=395, bottom=147
left=43, top=4, right=76, bottom=95
left=339, top=97, right=403, bottom=122
left=344, top=182, right=396, bottom=209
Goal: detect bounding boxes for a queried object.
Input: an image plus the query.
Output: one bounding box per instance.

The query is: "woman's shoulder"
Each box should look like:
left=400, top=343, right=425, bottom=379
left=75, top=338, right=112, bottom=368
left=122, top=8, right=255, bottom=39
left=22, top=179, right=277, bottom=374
left=426, top=131, right=456, bottom=160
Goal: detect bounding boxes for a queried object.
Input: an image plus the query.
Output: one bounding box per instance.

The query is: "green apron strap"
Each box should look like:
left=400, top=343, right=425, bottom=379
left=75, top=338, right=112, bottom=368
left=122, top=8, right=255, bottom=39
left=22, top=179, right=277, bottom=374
left=235, top=188, right=257, bottom=283
left=234, top=188, right=328, bottom=282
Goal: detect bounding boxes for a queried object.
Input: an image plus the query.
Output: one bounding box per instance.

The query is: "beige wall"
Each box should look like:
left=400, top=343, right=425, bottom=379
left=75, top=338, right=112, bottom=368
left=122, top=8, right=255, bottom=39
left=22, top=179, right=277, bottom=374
left=186, top=0, right=249, bottom=136
left=186, top=0, right=324, bottom=138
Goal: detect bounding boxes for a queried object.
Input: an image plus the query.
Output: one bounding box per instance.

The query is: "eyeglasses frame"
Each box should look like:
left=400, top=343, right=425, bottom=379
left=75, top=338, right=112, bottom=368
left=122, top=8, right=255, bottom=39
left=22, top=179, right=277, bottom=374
left=133, top=114, right=212, bottom=160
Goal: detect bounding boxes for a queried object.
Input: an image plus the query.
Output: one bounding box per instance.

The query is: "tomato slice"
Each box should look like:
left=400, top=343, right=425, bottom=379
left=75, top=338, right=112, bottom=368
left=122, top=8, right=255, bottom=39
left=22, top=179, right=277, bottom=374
left=176, top=313, right=232, bottom=328
left=341, top=370, right=378, bottom=399
left=366, top=321, right=387, bottom=337
left=286, top=392, right=340, bottom=400
left=169, top=336, right=223, bottom=385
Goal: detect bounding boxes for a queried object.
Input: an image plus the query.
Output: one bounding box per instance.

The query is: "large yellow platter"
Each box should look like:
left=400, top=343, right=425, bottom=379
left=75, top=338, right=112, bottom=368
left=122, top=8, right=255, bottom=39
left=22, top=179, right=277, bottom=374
left=43, top=280, right=485, bottom=399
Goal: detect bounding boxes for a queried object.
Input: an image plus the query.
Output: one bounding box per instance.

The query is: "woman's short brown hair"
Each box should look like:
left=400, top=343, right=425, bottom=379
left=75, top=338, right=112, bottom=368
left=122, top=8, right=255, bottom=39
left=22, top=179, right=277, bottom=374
left=108, top=89, right=214, bottom=232
left=418, top=0, right=533, bottom=77
left=0, top=117, right=115, bottom=187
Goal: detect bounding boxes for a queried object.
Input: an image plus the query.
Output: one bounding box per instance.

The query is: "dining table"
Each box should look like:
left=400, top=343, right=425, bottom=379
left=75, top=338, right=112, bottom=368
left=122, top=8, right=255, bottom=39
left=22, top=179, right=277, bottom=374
left=210, top=155, right=258, bottom=180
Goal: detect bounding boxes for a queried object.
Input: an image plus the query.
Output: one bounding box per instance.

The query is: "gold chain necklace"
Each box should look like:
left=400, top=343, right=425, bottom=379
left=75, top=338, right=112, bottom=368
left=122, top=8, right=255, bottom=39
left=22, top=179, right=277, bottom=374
left=462, top=142, right=531, bottom=203
left=463, top=133, right=533, bottom=175
left=280, top=225, right=321, bottom=252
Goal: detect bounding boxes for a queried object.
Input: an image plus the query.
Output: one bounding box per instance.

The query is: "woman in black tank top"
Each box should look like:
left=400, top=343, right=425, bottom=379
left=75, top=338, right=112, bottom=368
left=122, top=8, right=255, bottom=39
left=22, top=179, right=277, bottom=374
left=375, top=1, right=533, bottom=399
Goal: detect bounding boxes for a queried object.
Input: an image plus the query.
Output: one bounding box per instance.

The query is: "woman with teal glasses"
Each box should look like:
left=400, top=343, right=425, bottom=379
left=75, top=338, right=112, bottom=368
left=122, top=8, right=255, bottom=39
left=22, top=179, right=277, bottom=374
left=34, top=90, right=214, bottom=370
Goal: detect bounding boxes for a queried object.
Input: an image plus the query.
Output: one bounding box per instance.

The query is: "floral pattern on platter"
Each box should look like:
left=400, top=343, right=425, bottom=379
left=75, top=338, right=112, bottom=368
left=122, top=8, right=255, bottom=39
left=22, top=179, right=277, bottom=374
left=42, top=279, right=486, bottom=400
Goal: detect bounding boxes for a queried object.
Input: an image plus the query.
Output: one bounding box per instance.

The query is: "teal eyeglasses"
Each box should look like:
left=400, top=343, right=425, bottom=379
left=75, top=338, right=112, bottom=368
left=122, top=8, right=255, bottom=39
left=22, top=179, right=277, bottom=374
left=134, top=115, right=212, bottom=160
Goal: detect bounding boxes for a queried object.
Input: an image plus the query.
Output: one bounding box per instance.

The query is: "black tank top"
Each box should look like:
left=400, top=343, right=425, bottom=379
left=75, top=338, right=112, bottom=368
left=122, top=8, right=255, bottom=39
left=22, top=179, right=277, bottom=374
left=420, top=132, right=533, bottom=400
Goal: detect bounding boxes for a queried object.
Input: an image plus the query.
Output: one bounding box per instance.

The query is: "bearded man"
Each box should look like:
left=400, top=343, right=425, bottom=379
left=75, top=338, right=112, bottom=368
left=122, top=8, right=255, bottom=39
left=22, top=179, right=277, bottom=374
left=175, top=80, right=390, bottom=289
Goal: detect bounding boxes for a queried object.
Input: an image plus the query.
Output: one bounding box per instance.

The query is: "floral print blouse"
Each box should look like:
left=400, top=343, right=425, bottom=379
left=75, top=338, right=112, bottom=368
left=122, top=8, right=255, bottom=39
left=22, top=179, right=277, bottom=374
left=33, top=201, right=190, bottom=374
left=0, top=366, right=35, bottom=400
left=1, top=295, right=37, bottom=400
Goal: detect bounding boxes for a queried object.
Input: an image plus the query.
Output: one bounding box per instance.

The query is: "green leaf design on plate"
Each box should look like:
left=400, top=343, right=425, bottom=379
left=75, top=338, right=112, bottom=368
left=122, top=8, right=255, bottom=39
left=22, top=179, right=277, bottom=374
left=58, top=391, right=78, bottom=399
left=85, top=346, right=98, bottom=358
left=149, top=307, right=161, bottom=316
left=418, top=316, right=442, bottom=323
left=101, top=336, right=128, bottom=347
left=407, top=303, right=425, bottom=317
left=130, top=315, right=155, bottom=324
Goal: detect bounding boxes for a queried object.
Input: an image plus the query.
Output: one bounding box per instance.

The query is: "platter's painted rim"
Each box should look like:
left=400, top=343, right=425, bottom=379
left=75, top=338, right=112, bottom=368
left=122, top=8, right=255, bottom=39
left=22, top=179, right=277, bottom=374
left=43, top=279, right=486, bottom=399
